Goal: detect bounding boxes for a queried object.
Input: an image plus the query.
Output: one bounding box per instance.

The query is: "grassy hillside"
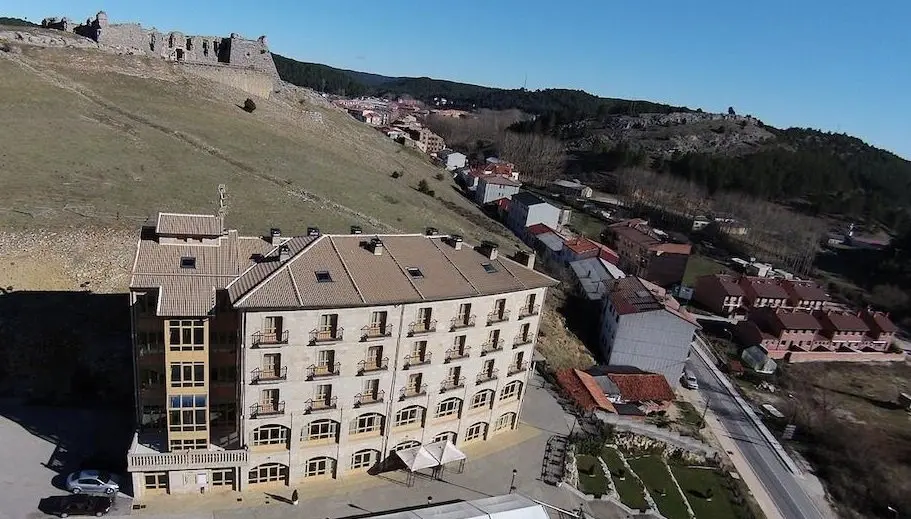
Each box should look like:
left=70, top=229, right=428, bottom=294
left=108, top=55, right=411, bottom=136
left=0, top=44, right=516, bottom=247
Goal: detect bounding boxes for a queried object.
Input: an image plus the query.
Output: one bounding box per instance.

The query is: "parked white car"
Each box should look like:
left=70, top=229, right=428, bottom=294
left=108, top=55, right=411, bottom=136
left=681, top=371, right=699, bottom=390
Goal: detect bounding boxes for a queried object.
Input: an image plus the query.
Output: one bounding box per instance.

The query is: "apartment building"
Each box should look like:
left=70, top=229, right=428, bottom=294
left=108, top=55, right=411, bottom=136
left=127, top=214, right=556, bottom=498
left=604, top=219, right=691, bottom=288
left=741, top=308, right=827, bottom=352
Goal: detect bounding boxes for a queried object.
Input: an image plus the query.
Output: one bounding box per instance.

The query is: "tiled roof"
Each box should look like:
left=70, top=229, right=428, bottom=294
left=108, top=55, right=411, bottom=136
left=607, top=373, right=675, bottom=402
left=156, top=212, right=223, bottom=236
left=234, top=234, right=558, bottom=309
left=699, top=274, right=744, bottom=297
left=767, top=309, right=822, bottom=331
left=652, top=242, right=692, bottom=255
left=782, top=280, right=828, bottom=302
left=555, top=369, right=616, bottom=413
left=536, top=232, right=565, bottom=253
left=511, top=192, right=548, bottom=207
left=743, top=278, right=789, bottom=299
left=610, top=277, right=699, bottom=326
left=610, top=224, right=660, bottom=247
left=526, top=223, right=555, bottom=236
left=564, top=237, right=599, bottom=255
left=815, top=310, right=871, bottom=332
left=861, top=310, right=898, bottom=333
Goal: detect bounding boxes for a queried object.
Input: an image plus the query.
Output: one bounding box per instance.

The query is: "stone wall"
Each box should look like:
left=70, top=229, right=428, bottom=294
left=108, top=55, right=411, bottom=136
left=767, top=350, right=906, bottom=363
left=183, top=63, right=276, bottom=99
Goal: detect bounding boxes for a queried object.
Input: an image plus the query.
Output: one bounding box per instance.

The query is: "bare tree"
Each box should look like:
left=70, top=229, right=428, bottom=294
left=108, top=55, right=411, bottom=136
left=497, top=131, right=566, bottom=185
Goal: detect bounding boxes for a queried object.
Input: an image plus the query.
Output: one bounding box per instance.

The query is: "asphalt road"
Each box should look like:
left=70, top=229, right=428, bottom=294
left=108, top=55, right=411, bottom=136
left=688, top=354, right=827, bottom=519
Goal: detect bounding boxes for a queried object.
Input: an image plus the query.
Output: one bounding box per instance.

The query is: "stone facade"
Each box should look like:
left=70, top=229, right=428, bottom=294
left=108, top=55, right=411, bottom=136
left=42, top=11, right=278, bottom=77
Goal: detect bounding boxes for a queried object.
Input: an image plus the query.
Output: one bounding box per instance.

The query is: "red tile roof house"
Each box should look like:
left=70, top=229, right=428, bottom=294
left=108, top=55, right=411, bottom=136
left=555, top=368, right=616, bottom=415
left=779, top=279, right=829, bottom=311
left=604, top=219, right=692, bottom=287
left=814, top=310, right=871, bottom=350
left=859, top=309, right=899, bottom=350
left=597, top=369, right=676, bottom=415
left=747, top=307, right=830, bottom=352
left=693, top=274, right=745, bottom=316
left=560, top=237, right=600, bottom=264
left=738, top=277, right=789, bottom=309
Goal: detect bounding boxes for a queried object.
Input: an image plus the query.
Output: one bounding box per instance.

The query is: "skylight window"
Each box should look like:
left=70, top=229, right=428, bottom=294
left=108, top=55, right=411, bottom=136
left=180, top=257, right=197, bottom=269
left=315, top=271, right=333, bottom=283
left=482, top=262, right=498, bottom=274
left=406, top=267, right=424, bottom=279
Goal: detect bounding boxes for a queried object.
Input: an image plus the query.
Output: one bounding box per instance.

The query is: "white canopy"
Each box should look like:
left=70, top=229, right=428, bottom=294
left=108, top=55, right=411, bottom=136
left=423, top=439, right=467, bottom=465
left=395, top=445, right=439, bottom=471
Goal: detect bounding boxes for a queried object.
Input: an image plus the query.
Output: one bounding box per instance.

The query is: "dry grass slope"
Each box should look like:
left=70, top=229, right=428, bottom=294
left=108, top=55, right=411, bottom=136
left=0, top=44, right=517, bottom=247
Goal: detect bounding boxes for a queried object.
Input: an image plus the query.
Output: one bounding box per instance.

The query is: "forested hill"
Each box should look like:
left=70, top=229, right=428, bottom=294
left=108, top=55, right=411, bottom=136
left=0, top=17, right=38, bottom=27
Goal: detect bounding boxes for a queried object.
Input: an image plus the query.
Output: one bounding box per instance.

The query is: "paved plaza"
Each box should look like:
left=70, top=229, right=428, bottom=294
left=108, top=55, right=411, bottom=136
left=0, top=375, right=634, bottom=519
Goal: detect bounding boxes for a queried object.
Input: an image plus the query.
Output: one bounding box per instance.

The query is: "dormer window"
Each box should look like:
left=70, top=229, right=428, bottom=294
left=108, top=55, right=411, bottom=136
left=407, top=267, right=424, bottom=279
left=180, top=257, right=197, bottom=269
left=315, top=271, right=333, bottom=283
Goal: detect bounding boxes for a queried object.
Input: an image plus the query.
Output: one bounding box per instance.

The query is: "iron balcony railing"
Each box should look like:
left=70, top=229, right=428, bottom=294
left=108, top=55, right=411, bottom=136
left=309, top=327, right=344, bottom=344
left=518, top=304, right=541, bottom=319
left=487, top=309, right=511, bottom=325
left=476, top=368, right=499, bottom=385
left=408, top=320, right=437, bottom=335
left=361, top=324, right=393, bottom=341
left=514, top=334, right=533, bottom=347
left=305, top=396, right=338, bottom=413
left=441, top=377, right=466, bottom=393
left=251, top=366, right=287, bottom=384
left=480, top=339, right=505, bottom=356
left=508, top=362, right=528, bottom=376
left=358, top=357, right=389, bottom=375
left=250, top=401, right=285, bottom=418
left=445, top=346, right=471, bottom=363
left=403, top=352, right=431, bottom=369
left=354, top=390, right=385, bottom=407
left=450, top=315, right=477, bottom=330
left=307, top=363, right=341, bottom=380
left=252, top=330, right=289, bottom=347
left=399, top=384, right=427, bottom=400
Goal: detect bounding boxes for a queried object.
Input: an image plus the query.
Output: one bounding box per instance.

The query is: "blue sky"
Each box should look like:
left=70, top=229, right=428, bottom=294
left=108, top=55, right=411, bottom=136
left=5, top=0, right=910, bottom=158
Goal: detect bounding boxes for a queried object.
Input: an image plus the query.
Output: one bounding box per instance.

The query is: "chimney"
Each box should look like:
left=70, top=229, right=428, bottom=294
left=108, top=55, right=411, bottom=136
left=479, top=240, right=499, bottom=260
left=370, top=237, right=384, bottom=256
left=425, top=227, right=439, bottom=236
left=307, top=227, right=321, bottom=237
left=350, top=225, right=362, bottom=235
left=449, top=234, right=464, bottom=251
left=270, top=227, right=282, bottom=245
left=278, top=244, right=291, bottom=262
left=511, top=249, right=535, bottom=269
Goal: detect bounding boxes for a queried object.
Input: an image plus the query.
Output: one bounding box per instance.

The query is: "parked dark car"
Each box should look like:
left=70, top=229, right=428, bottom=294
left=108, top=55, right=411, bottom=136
left=39, top=495, right=113, bottom=517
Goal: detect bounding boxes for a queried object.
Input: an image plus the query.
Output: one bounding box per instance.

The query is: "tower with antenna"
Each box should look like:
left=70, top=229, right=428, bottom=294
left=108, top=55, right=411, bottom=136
left=217, top=184, right=228, bottom=219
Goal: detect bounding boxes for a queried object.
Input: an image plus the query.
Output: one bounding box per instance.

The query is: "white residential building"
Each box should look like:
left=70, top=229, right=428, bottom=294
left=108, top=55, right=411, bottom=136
left=438, top=150, right=468, bottom=171
left=127, top=215, right=556, bottom=497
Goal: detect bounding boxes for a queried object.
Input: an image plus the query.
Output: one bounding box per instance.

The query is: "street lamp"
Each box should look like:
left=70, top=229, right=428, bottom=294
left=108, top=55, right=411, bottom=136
left=427, top=496, right=433, bottom=506
left=509, top=469, right=518, bottom=493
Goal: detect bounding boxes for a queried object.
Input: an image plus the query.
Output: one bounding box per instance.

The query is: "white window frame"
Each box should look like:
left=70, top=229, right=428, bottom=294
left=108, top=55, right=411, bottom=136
left=500, top=381, right=523, bottom=401
left=252, top=425, right=289, bottom=446
left=305, top=419, right=338, bottom=442
left=435, top=398, right=462, bottom=419
left=433, top=431, right=457, bottom=444
left=248, top=463, right=288, bottom=484
left=351, top=413, right=383, bottom=435
left=394, top=406, right=424, bottom=428
left=143, top=472, right=168, bottom=490
left=350, top=449, right=377, bottom=470
left=494, top=412, right=516, bottom=432
left=305, top=457, right=335, bottom=478
left=465, top=422, right=488, bottom=442
left=470, top=390, right=493, bottom=410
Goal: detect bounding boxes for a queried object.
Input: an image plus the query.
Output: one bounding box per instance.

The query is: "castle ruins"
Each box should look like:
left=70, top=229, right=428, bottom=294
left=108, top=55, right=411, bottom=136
left=41, top=11, right=278, bottom=77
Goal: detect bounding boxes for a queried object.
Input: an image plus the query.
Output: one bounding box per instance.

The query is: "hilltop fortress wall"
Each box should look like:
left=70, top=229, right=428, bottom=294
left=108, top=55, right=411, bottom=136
left=41, top=11, right=278, bottom=98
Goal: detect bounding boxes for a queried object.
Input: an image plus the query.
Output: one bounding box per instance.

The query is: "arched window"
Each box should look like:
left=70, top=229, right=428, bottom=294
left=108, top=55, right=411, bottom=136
left=494, top=412, right=517, bottom=432
left=302, top=419, right=338, bottom=442
left=350, top=449, right=379, bottom=470
left=392, top=440, right=421, bottom=453
left=465, top=422, right=488, bottom=443
left=500, top=380, right=523, bottom=401
left=394, top=405, right=425, bottom=428
left=304, top=456, right=336, bottom=478
left=248, top=463, right=288, bottom=485
left=350, top=412, right=384, bottom=436
left=469, top=389, right=494, bottom=411
left=251, top=424, right=290, bottom=448
left=435, top=398, right=462, bottom=419
left=433, top=431, right=457, bottom=444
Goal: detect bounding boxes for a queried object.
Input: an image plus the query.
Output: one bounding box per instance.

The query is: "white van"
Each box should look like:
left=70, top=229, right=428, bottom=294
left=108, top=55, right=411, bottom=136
left=681, top=370, right=699, bottom=390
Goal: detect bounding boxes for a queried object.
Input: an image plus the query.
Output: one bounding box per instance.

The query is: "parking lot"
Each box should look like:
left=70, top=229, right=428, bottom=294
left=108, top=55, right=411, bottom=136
left=0, top=403, right=134, bottom=519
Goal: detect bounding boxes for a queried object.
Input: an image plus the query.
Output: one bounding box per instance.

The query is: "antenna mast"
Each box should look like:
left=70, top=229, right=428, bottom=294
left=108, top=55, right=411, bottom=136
left=217, top=184, right=228, bottom=219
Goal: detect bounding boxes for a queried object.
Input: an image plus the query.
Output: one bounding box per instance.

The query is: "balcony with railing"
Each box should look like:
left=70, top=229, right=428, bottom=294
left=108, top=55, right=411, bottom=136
left=307, top=363, right=341, bottom=380
left=309, top=327, right=344, bottom=344
left=252, top=330, right=289, bottom=347
left=444, top=346, right=471, bottom=363
left=487, top=309, right=511, bottom=325
left=403, top=352, right=431, bottom=369
left=450, top=315, right=476, bottom=331
left=250, top=401, right=285, bottom=418
left=408, top=320, right=437, bottom=336
left=518, top=304, right=541, bottom=319
left=304, top=396, right=338, bottom=414
left=354, top=390, right=385, bottom=407
left=128, top=447, right=248, bottom=471
left=480, top=339, right=505, bottom=356
left=514, top=333, right=533, bottom=348
left=399, top=384, right=427, bottom=400
left=250, top=366, right=287, bottom=384
left=361, top=324, right=393, bottom=341
left=358, top=357, right=389, bottom=375
left=440, top=377, right=466, bottom=393
left=476, top=368, right=499, bottom=385
left=508, top=362, right=528, bottom=376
